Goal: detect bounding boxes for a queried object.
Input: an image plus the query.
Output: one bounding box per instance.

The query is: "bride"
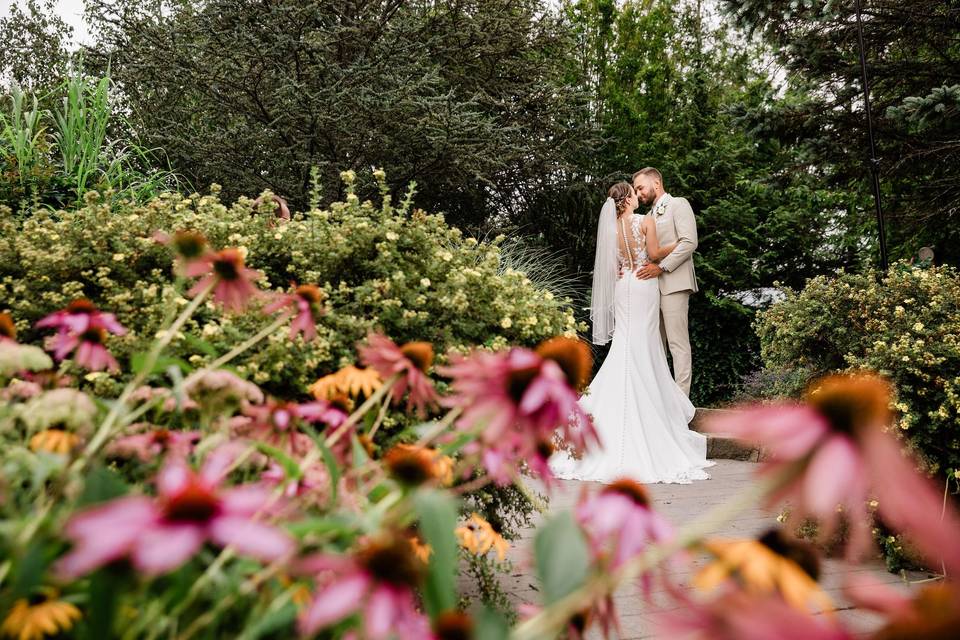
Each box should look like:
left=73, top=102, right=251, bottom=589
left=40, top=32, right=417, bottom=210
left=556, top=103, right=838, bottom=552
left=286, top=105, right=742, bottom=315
left=551, top=182, right=713, bottom=484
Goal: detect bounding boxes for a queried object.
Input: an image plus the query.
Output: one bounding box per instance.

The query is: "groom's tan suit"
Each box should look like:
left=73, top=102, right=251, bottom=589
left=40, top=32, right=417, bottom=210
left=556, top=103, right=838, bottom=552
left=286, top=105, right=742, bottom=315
left=651, top=193, right=698, bottom=396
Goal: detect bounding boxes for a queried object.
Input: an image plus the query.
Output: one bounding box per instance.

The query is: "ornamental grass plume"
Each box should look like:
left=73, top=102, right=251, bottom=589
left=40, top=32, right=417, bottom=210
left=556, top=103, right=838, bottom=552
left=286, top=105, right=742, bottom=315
left=263, top=283, right=326, bottom=342
left=185, top=247, right=263, bottom=312
left=297, top=534, right=431, bottom=639
left=440, top=343, right=596, bottom=485
left=359, top=333, right=438, bottom=416
left=1, top=590, right=82, bottom=640
left=705, top=373, right=960, bottom=567
left=55, top=445, right=294, bottom=578
left=36, top=299, right=127, bottom=372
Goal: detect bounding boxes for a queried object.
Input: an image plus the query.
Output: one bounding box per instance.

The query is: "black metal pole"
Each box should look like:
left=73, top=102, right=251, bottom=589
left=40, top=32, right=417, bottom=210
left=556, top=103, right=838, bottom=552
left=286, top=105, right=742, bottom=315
left=854, top=0, right=889, bottom=272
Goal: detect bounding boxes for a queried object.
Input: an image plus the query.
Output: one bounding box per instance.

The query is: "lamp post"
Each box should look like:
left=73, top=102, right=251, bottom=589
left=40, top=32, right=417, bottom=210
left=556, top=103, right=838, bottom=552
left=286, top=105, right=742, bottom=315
left=854, top=0, right=889, bottom=272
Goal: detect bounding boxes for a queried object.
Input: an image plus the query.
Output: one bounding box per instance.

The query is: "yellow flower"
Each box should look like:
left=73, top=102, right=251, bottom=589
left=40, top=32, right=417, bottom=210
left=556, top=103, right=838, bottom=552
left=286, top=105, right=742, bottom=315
left=2, top=593, right=81, bottom=640
left=384, top=444, right=454, bottom=487
left=456, top=514, right=510, bottom=561
left=408, top=534, right=432, bottom=564
left=310, top=365, right=383, bottom=401
left=695, top=531, right=832, bottom=614
left=29, top=429, right=81, bottom=455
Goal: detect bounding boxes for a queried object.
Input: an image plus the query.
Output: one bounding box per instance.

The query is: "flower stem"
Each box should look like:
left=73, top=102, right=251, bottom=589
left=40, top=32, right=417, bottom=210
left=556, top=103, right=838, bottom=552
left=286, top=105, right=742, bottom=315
left=207, top=312, right=290, bottom=371
left=324, top=373, right=399, bottom=448
left=365, top=393, right=392, bottom=441
left=415, top=406, right=462, bottom=447
left=72, top=284, right=213, bottom=473
left=510, top=460, right=805, bottom=640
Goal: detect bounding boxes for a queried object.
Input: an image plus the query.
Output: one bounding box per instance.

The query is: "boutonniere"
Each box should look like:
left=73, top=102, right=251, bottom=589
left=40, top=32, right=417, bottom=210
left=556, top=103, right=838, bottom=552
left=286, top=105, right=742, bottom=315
left=653, top=200, right=667, bottom=219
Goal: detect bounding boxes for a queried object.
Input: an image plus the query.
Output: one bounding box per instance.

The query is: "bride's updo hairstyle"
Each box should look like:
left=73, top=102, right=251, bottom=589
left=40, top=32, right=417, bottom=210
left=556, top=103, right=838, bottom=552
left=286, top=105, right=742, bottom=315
left=608, top=182, right=633, bottom=217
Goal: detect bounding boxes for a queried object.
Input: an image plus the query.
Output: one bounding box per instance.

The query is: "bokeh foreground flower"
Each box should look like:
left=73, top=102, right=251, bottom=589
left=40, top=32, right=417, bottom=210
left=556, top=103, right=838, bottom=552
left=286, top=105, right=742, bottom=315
left=706, top=373, right=960, bottom=567
left=359, top=333, right=438, bottom=416
left=56, top=446, right=293, bottom=578
left=36, top=299, right=127, bottom=372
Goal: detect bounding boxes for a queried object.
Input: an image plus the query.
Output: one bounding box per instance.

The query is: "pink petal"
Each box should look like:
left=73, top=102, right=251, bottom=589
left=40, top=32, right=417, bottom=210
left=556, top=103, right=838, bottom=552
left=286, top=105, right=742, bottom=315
left=132, top=524, right=205, bottom=574
left=208, top=515, right=293, bottom=561
left=843, top=572, right=912, bottom=615
left=200, top=443, right=244, bottom=486
left=156, top=461, right=192, bottom=497
left=65, top=496, right=157, bottom=540
left=219, top=485, right=271, bottom=516
left=803, top=435, right=863, bottom=517
left=364, top=585, right=399, bottom=640
left=296, top=553, right=358, bottom=576
left=298, top=572, right=369, bottom=635
left=866, top=430, right=960, bottom=575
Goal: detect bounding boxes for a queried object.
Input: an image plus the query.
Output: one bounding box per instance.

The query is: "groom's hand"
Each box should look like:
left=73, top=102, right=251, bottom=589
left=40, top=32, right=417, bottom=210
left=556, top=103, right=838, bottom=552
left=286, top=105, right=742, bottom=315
left=637, top=263, right=663, bottom=279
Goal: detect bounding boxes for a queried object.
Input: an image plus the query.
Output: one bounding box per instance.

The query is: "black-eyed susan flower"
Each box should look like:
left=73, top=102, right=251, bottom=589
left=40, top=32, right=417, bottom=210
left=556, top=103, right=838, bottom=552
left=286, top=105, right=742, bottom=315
left=1, top=591, right=81, bottom=640
left=455, top=513, right=509, bottom=561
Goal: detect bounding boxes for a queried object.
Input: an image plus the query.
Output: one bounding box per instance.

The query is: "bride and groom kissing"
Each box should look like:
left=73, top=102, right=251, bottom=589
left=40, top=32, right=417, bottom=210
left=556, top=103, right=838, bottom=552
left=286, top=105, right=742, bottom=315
left=550, top=168, right=713, bottom=484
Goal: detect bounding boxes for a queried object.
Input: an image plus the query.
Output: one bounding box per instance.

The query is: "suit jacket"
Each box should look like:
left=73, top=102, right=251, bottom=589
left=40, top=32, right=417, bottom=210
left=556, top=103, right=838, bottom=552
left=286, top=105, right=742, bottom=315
left=651, top=193, right=699, bottom=294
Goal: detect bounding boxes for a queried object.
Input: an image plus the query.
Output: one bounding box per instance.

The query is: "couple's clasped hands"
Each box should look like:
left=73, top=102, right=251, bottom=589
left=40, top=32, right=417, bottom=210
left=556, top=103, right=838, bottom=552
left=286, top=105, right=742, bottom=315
left=619, top=262, right=663, bottom=280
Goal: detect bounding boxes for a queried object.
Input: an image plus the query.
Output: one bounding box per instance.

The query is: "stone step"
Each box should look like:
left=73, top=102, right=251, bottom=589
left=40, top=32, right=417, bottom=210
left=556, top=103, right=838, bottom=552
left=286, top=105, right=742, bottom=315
left=693, top=407, right=763, bottom=462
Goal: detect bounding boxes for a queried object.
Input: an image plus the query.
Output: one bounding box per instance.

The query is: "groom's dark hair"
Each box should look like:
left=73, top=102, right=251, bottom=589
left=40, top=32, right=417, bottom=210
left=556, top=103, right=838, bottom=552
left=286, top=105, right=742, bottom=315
left=632, top=167, right=663, bottom=186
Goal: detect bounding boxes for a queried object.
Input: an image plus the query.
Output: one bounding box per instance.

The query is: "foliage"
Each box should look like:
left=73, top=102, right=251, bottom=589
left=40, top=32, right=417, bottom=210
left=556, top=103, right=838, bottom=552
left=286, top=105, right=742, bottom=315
left=720, top=0, right=960, bottom=265
left=0, top=0, right=74, bottom=96
left=1, top=74, right=178, bottom=210
left=0, top=175, right=581, bottom=400
left=82, top=0, right=595, bottom=228
left=755, top=262, right=960, bottom=476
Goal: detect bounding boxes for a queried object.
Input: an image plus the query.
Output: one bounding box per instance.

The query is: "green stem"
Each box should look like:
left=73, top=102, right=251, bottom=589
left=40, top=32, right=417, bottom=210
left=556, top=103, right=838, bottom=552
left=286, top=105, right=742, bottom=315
left=72, top=284, right=212, bottom=473
left=510, top=460, right=805, bottom=640
left=207, top=312, right=290, bottom=371
left=415, top=406, right=462, bottom=447
left=365, top=392, right=392, bottom=441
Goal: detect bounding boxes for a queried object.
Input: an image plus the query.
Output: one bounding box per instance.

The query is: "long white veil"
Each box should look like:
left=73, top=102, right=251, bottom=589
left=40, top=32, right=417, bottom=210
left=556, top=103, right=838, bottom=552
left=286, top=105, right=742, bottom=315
left=590, top=198, right=618, bottom=345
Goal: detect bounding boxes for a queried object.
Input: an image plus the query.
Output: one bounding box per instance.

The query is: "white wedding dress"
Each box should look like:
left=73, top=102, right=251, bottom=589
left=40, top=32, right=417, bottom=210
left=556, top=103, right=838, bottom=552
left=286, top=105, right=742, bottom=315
left=551, top=213, right=713, bottom=484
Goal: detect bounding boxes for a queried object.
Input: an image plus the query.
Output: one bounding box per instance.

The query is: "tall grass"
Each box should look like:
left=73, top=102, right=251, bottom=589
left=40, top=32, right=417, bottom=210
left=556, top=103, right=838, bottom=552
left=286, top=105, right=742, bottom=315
left=0, top=83, right=55, bottom=201
left=1, top=71, right=181, bottom=212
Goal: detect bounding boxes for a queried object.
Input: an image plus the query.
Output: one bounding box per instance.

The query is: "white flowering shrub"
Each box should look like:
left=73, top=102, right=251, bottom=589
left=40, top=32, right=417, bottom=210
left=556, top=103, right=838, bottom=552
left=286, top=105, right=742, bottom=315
left=755, top=263, right=960, bottom=476
left=0, top=175, right=582, bottom=402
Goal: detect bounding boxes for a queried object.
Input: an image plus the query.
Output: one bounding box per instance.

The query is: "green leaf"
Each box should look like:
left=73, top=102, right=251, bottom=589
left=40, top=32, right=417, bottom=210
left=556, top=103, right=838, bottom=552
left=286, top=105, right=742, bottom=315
left=130, top=352, right=190, bottom=377
left=81, top=568, right=125, bottom=640
left=252, top=441, right=302, bottom=481
left=414, top=490, right=459, bottom=620
left=182, top=332, right=220, bottom=358
left=351, top=433, right=370, bottom=467
left=10, top=542, right=49, bottom=599
left=78, top=465, right=128, bottom=507
left=302, top=424, right=340, bottom=505
left=534, top=511, right=590, bottom=604
left=240, top=600, right=298, bottom=639
left=475, top=606, right=511, bottom=640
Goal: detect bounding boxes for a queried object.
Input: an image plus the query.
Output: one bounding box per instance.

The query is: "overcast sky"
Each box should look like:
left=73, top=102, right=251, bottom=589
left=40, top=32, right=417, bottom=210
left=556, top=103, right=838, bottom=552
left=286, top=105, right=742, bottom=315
left=1, top=0, right=91, bottom=44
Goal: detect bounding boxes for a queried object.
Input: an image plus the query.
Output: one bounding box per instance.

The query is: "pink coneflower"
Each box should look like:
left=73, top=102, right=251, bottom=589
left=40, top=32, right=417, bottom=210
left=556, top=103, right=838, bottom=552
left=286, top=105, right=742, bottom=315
left=185, top=248, right=263, bottom=312
left=107, top=424, right=201, bottom=462
left=55, top=446, right=294, bottom=578
left=154, top=229, right=209, bottom=275
left=36, top=300, right=127, bottom=372
left=298, top=535, right=431, bottom=639
left=239, top=398, right=346, bottom=457
left=844, top=573, right=960, bottom=640
left=263, top=284, right=325, bottom=341
left=440, top=343, right=596, bottom=485
left=655, top=588, right=852, bottom=640
left=576, top=479, right=673, bottom=572
left=705, top=374, right=960, bottom=567
left=359, top=333, right=438, bottom=416
left=261, top=461, right=329, bottom=501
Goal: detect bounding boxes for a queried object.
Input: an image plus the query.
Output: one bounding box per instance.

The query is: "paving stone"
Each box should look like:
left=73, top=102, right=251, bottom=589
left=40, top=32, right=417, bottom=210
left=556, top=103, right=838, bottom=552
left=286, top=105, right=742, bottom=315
left=460, top=460, right=927, bottom=637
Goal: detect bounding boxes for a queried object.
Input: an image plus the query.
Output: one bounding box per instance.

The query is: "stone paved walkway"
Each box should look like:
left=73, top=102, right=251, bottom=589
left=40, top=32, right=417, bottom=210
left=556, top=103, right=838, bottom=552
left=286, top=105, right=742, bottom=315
left=493, top=460, right=929, bottom=639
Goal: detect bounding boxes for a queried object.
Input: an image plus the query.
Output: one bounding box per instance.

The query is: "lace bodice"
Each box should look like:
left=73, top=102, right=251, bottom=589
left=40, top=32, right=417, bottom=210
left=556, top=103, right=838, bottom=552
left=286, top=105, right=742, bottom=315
left=617, top=214, right=648, bottom=271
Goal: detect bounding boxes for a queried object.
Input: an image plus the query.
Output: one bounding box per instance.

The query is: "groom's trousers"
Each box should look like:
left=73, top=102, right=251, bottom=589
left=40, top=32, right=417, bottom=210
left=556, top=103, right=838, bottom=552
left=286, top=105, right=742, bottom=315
left=659, top=290, right=692, bottom=396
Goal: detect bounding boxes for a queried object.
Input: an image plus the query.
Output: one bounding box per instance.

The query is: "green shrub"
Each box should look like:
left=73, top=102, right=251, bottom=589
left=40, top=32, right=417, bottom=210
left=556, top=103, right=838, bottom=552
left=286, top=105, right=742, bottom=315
left=0, top=173, right=582, bottom=401
left=754, top=262, right=960, bottom=476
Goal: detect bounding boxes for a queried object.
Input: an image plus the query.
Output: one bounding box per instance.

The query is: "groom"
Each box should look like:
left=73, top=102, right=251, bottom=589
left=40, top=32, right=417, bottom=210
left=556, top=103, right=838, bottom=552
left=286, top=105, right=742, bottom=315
left=632, top=168, right=699, bottom=396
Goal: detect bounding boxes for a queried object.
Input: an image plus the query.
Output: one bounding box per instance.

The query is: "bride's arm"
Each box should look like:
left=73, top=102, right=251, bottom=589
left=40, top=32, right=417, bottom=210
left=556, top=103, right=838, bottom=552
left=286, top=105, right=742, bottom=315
left=643, top=216, right=677, bottom=262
